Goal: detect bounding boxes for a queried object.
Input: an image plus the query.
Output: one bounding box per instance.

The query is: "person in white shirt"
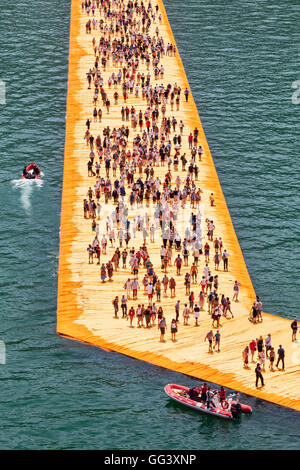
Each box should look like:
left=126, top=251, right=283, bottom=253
left=124, top=278, right=131, bottom=299
left=183, top=304, right=190, bottom=325
left=265, top=333, right=272, bottom=358
left=131, top=278, right=140, bottom=300
left=147, top=283, right=154, bottom=302
left=222, top=249, right=229, bottom=271
left=101, top=235, right=107, bottom=254
left=96, top=203, right=102, bottom=220
left=203, top=264, right=209, bottom=277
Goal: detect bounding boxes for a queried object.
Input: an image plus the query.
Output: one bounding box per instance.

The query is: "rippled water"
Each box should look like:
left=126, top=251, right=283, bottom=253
left=0, top=0, right=299, bottom=450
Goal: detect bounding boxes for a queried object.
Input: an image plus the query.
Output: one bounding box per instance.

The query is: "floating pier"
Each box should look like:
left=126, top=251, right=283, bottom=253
left=57, top=0, right=300, bottom=412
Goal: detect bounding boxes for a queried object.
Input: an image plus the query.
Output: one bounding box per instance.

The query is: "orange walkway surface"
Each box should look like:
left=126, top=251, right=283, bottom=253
left=57, top=0, right=300, bottom=412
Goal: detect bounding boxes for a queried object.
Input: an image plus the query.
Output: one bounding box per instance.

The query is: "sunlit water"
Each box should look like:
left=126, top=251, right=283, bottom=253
left=0, top=0, right=299, bottom=449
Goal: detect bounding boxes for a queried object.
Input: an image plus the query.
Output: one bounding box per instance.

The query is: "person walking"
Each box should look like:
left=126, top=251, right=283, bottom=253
left=183, top=303, right=190, bottom=325
left=169, top=277, right=176, bottom=297
left=194, top=303, right=200, bottom=326
left=174, top=254, right=183, bottom=275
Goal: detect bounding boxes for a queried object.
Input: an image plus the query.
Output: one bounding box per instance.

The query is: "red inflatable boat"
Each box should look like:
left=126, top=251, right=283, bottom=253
left=22, top=163, right=41, bottom=180
left=164, top=384, right=252, bottom=419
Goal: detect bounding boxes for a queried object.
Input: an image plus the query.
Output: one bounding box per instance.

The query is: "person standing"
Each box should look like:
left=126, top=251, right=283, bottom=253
left=269, top=347, right=275, bottom=371
left=222, top=250, right=229, bottom=271
left=120, top=295, right=128, bottom=318
left=200, top=383, right=208, bottom=403
left=199, top=291, right=205, bottom=311
left=175, top=300, right=180, bottom=322
left=249, top=339, right=257, bottom=363
left=147, top=282, right=154, bottom=304
left=128, top=307, right=135, bottom=327
left=87, top=244, right=94, bottom=264
left=233, top=281, right=241, bottom=302
left=171, top=319, right=178, bottom=341
left=205, top=330, right=214, bottom=353
left=155, top=280, right=161, bottom=301
left=265, top=334, right=272, bottom=358
left=174, top=254, right=183, bottom=275
left=213, top=330, right=221, bottom=352
left=276, top=345, right=285, bottom=370
left=131, top=278, right=139, bottom=300
left=124, top=278, right=131, bottom=299
left=259, top=349, right=266, bottom=372
left=144, top=306, right=151, bottom=328
left=158, top=316, right=167, bottom=342
left=291, top=318, right=299, bottom=342
left=243, top=346, right=249, bottom=368
left=183, top=304, right=190, bottom=326
left=184, top=87, right=189, bottom=102
left=255, top=296, right=263, bottom=322
left=257, top=336, right=264, bottom=359
left=255, top=363, right=264, bottom=387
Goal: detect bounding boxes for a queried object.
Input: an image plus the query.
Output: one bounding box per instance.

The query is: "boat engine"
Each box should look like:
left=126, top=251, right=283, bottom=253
left=230, top=402, right=242, bottom=418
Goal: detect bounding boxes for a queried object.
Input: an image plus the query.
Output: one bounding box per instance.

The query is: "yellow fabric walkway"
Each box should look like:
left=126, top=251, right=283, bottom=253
left=57, top=0, right=300, bottom=412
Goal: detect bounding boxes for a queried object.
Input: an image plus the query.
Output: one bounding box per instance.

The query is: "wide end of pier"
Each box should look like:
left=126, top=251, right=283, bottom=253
left=57, top=0, right=300, bottom=412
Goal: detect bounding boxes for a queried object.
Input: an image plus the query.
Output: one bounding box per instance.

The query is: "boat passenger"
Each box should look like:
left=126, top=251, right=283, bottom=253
left=200, top=383, right=208, bottom=402
left=218, top=386, right=226, bottom=402
left=188, top=387, right=201, bottom=402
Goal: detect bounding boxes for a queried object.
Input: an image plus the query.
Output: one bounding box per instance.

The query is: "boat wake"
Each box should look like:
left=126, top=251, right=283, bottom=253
left=11, top=177, right=44, bottom=214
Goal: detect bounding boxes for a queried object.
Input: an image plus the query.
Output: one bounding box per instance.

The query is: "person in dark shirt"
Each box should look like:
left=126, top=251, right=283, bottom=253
left=291, top=319, right=299, bottom=342
left=276, top=345, right=285, bottom=370
left=255, top=363, right=264, bottom=387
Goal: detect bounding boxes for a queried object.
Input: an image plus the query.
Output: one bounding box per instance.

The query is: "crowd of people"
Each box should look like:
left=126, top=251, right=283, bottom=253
left=79, top=0, right=296, bottom=389
left=82, top=0, right=239, bottom=340
left=242, top=317, right=299, bottom=387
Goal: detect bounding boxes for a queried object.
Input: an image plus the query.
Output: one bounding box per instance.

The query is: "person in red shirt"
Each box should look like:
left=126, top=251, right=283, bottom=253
left=128, top=307, right=135, bottom=327
left=200, top=383, right=208, bottom=402
left=249, top=339, right=257, bottom=363
left=174, top=255, right=183, bottom=275
left=218, top=386, right=226, bottom=402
